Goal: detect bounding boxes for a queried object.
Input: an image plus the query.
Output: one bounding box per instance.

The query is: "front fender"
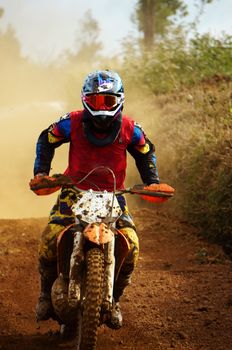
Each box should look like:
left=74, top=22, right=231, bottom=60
left=83, top=223, right=114, bottom=245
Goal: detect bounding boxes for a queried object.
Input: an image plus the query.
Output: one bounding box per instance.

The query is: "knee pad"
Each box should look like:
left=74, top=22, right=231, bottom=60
left=118, top=227, right=139, bottom=266
left=38, top=223, right=64, bottom=262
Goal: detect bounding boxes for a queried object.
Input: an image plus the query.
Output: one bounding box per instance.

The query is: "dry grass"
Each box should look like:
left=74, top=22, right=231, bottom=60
left=152, top=80, right=232, bottom=254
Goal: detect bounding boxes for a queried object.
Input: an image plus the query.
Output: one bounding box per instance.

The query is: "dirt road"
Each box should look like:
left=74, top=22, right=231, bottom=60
left=0, top=208, right=232, bottom=350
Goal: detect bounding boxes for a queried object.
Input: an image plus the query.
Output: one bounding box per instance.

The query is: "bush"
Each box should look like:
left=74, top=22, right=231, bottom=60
left=153, top=81, right=232, bottom=256
left=122, top=32, right=232, bottom=94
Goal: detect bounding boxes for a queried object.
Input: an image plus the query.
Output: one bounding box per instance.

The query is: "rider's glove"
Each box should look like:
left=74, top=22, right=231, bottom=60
left=29, top=174, right=61, bottom=196
left=142, top=183, right=175, bottom=203
left=144, top=183, right=175, bottom=193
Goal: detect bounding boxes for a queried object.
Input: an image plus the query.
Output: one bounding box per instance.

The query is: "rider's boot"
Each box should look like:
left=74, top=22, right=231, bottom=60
left=60, top=322, right=77, bottom=339
left=36, top=260, right=57, bottom=321
left=110, top=300, right=123, bottom=329
left=109, top=263, right=134, bottom=329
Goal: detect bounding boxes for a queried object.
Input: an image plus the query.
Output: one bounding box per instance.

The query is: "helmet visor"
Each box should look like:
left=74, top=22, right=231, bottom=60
left=83, top=94, right=119, bottom=111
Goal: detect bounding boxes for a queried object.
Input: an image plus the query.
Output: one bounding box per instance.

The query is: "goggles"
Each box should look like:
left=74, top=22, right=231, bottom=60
left=83, top=94, right=119, bottom=111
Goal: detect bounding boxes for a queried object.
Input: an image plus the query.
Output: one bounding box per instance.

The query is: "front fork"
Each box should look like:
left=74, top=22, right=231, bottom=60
left=68, top=230, right=116, bottom=311
left=102, top=238, right=115, bottom=311
left=68, top=230, right=84, bottom=309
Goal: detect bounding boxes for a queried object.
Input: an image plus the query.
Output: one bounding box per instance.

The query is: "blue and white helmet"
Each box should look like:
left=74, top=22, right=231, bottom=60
left=81, top=70, right=125, bottom=118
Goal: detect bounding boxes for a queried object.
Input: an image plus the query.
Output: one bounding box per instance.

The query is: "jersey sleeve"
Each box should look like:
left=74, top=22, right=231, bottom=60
left=33, top=114, right=71, bottom=175
left=127, top=123, right=160, bottom=185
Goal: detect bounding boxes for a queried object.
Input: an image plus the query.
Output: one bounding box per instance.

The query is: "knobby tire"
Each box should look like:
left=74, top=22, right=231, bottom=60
left=80, top=248, right=104, bottom=350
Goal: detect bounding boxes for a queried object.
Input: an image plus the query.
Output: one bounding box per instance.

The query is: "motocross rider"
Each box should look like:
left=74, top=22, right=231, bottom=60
left=31, top=70, right=160, bottom=330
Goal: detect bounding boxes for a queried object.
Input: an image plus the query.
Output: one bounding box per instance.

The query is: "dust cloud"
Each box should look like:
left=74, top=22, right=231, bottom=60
left=1, top=101, right=68, bottom=218
left=0, top=54, right=164, bottom=219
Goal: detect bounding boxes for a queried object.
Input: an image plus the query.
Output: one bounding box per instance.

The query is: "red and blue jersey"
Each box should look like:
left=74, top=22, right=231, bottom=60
left=34, top=110, right=159, bottom=190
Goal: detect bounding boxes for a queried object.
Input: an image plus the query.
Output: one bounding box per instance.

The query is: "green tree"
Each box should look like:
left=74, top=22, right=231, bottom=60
left=134, top=0, right=214, bottom=50
left=134, top=0, right=187, bottom=49
left=68, top=9, right=102, bottom=66
left=0, top=8, right=22, bottom=61
left=0, top=26, right=22, bottom=61
left=0, top=7, right=4, bottom=18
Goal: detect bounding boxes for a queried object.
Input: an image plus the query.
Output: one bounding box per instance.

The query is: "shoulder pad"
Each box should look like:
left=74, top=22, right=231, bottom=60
left=56, top=112, right=70, bottom=123
left=134, top=122, right=147, bottom=137
left=48, top=113, right=70, bottom=132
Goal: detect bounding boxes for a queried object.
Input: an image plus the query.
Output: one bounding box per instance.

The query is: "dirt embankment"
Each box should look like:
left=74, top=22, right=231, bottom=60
left=0, top=208, right=232, bottom=350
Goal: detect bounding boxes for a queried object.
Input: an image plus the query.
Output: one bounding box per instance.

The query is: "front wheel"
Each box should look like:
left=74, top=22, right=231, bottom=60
left=79, top=248, right=104, bottom=350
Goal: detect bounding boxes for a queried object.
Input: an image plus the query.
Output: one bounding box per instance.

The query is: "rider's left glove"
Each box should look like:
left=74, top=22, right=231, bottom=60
left=142, top=183, right=175, bottom=203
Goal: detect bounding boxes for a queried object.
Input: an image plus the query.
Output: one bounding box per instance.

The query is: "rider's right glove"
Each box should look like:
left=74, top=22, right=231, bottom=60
left=29, top=173, right=61, bottom=196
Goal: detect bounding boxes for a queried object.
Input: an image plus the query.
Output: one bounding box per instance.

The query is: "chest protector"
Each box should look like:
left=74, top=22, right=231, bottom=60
left=64, top=111, right=134, bottom=191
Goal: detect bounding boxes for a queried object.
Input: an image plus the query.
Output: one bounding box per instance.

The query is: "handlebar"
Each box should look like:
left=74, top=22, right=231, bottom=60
left=121, top=185, right=174, bottom=198
left=29, top=174, right=174, bottom=199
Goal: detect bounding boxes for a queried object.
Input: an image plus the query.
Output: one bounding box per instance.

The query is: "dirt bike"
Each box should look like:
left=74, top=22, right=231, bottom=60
left=30, top=168, right=174, bottom=350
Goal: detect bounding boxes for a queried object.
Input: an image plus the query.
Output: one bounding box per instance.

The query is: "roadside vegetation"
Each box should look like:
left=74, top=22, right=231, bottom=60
left=121, top=29, right=232, bottom=255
